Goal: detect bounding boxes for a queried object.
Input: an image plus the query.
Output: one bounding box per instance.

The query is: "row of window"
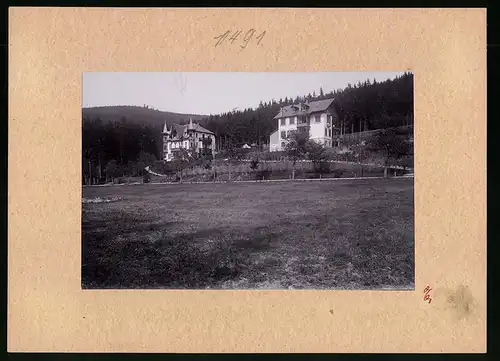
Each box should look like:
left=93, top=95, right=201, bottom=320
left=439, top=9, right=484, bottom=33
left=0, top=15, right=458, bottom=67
left=280, top=115, right=327, bottom=126
left=164, top=141, right=188, bottom=150
left=280, top=127, right=333, bottom=139
left=164, top=140, right=210, bottom=151
left=164, top=133, right=210, bottom=142
left=280, top=130, right=299, bottom=139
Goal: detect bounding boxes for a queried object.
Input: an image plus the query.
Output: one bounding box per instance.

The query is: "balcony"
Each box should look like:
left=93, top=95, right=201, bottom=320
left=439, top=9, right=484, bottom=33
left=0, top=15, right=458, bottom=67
left=297, top=127, right=309, bottom=135
left=296, top=115, right=309, bottom=127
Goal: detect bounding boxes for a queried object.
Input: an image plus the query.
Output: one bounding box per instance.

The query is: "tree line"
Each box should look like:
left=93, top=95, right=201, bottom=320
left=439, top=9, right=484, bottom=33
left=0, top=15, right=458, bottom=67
left=82, top=117, right=159, bottom=184
left=198, top=72, right=413, bottom=148
left=82, top=72, right=413, bottom=184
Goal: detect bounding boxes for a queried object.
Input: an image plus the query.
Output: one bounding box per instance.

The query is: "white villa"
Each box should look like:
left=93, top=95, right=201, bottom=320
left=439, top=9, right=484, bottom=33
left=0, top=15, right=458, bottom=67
left=162, top=118, right=216, bottom=161
left=268, top=98, right=339, bottom=152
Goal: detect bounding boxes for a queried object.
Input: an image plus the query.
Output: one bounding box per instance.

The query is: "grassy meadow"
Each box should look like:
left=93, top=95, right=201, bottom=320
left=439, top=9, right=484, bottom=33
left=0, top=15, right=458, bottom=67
left=82, top=178, right=414, bottom=289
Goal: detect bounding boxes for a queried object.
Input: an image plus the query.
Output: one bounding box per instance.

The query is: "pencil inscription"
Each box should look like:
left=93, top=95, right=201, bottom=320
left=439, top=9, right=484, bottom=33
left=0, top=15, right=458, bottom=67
left=214, top=29, right=266, bottom=49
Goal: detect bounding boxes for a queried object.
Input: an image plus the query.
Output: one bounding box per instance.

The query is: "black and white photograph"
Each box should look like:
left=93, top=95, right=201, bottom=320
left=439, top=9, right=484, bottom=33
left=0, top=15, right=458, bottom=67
left=82, top=72, right=414, bottom=290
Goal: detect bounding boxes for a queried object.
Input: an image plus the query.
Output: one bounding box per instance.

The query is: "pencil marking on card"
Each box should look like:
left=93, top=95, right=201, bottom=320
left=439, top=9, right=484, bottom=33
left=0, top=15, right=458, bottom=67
left=214, top=29, right=266, bottom=49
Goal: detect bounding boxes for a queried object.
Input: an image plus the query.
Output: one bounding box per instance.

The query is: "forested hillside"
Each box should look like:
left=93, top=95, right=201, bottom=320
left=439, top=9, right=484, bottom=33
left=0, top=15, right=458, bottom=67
left=200, top=72, right=413, bottom=148
left=82, top=105, right=206, bottom=128
left=82, top=72, right=413, bottom=184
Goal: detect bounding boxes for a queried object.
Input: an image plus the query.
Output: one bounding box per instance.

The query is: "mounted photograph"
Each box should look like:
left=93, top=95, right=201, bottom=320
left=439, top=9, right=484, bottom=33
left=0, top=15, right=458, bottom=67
left=82, top=71, right=414, bottom=290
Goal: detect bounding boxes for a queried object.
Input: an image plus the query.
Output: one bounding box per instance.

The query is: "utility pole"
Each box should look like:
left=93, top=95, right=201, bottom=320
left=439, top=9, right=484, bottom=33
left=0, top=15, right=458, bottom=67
left=359, top=146, right=363, bottom=178
left=213, top=149, right=216, bottom=183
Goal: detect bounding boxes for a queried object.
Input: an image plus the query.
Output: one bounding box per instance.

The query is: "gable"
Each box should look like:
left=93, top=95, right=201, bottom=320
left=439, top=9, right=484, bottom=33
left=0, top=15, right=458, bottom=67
left=273, top=98, right=335, bottom=119
left=193, top=124, right=215, bottom=135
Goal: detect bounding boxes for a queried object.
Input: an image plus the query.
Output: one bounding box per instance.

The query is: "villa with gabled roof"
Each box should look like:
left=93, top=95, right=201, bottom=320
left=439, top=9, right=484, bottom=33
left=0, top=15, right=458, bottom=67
left=269, top=98, right=339, bottom=152
left=162, top=118, right=216, bottom=161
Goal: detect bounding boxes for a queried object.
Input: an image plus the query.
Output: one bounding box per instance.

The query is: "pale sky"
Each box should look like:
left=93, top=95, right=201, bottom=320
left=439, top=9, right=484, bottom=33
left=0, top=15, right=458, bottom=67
left=83, top=72, right=405, bottom=115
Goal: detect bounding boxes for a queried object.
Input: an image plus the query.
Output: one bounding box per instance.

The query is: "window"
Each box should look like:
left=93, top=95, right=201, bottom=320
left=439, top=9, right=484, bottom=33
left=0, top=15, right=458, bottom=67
left=325, top=129, right=328, bottom=137
left=315, top=115, right=321, bottom=123
left=289, top=117, right=295, bottom=125
left=202, top=134, right=205, bottom=139
left=281, top=131, right=286, bottom=138
left=163, top=136, right=168, bottom=142
left=281, top=118, right=286, bottom=126
left=329, top=129, right=332, bottom=137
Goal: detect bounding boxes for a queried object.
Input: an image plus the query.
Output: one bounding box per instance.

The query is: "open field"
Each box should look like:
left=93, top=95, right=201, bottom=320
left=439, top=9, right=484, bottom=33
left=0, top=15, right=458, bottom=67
left=82, top=178, right=414, bottom=289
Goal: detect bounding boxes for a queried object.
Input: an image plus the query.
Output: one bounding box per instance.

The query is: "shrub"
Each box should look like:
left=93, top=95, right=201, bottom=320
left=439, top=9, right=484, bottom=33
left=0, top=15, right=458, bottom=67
left=313, top=161, right=330, bottom=174
left=143, top=172, right=152, bottom=183
left=256, top=170, right=272, bottom=180
left=332, top=170, right=343, bottom=178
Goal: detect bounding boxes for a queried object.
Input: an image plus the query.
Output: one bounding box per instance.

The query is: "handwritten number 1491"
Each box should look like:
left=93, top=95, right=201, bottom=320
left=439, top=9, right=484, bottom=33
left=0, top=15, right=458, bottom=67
left=214, top=29, right=266, bottom=49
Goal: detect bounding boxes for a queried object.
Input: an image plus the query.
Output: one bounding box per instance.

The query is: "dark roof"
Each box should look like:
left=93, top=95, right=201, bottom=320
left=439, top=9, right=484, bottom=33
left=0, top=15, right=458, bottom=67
left=172, top=124, right=186, bottom=136
left=168, top=123, right=215, bottom=138
left=192, top=123, right=215, bottom=135
left=273, top=98, right=335, bottom=119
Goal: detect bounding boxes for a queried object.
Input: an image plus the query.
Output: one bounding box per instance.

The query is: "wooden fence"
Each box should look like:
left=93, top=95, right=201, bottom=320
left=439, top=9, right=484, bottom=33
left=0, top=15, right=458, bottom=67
left=182, top=160, right=318, bottom=177
left=162, top=159, right=402, bottom=181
